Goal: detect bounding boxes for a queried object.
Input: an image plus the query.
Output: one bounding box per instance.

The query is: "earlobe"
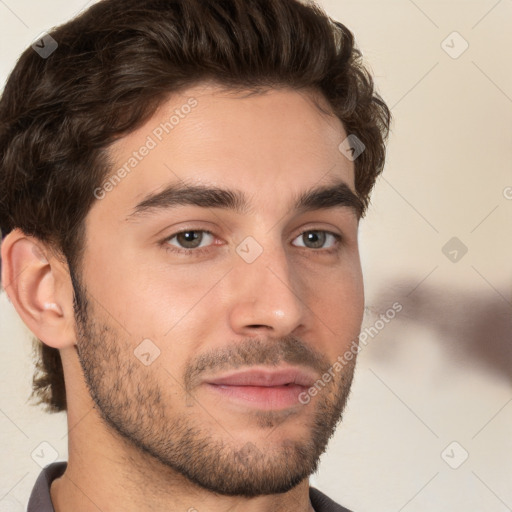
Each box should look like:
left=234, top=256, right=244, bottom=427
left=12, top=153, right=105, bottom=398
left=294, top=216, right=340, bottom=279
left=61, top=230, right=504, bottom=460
left=1, top=229, right=76, bottom=349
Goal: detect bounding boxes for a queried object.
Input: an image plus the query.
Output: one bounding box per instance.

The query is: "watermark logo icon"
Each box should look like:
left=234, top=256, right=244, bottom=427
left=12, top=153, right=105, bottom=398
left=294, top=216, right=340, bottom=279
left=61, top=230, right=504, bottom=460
left=339, top=135, right=366, bottom=161
left=441, top=32, right=469, bottom=59
left=134, top=338, right=161, bottom=366
left=32, top=33, right=58, bottom=59
left=236, top=236, right=264, bottom=264
left=31, top=441, right=58, bottom=468
left=441, top=441, right=469, bottom=469
left=442, top=237, right=468, bottom=263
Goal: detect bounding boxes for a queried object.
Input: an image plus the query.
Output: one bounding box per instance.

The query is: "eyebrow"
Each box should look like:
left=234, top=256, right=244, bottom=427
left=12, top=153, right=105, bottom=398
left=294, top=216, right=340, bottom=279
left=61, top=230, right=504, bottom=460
left=126, top=179, right=364, bottom=221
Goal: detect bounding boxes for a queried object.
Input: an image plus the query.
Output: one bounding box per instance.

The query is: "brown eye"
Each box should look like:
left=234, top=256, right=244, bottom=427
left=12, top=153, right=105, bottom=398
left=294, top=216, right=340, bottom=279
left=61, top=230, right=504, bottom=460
left=166, top=230, right=215, bottom=250
left=303, top=231, right=326, bottom=249
left=292, top=230, right=340, bottom=250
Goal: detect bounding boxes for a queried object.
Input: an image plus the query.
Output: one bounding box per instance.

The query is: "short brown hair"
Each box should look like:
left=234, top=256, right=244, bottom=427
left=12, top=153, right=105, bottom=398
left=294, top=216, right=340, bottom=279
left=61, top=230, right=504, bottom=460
left=0, top=0, right=391, bottom=412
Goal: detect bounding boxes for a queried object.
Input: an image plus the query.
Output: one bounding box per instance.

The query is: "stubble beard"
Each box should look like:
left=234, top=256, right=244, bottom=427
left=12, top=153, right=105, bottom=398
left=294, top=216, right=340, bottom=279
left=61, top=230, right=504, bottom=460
left=70, top=270, right=357, bottom=497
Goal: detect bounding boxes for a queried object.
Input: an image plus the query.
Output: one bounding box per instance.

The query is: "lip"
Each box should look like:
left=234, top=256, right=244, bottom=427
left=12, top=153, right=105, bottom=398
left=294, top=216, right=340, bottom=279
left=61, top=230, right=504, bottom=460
left=202, top=366, right=317, bottom=410
left=204, top=366, right=317, bottom=388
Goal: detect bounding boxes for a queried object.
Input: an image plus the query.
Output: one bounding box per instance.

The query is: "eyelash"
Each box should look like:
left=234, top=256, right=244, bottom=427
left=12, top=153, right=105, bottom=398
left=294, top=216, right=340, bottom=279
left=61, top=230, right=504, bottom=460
left=160, top=229, right=343, bottom=257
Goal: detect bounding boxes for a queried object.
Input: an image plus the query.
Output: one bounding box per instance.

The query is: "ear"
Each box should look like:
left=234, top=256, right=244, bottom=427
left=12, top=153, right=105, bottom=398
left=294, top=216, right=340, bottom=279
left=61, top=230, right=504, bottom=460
left=1, top=229, right=77, bottom=349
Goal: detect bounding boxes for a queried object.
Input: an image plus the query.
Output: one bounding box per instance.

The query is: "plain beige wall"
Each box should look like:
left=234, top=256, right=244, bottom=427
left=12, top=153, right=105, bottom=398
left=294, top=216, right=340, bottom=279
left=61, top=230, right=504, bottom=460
left=1, top=1, right=511, bottom=511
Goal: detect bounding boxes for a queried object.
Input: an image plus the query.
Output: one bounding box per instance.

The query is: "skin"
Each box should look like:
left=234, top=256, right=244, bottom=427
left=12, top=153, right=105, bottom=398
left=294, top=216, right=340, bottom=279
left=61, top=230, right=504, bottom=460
left=1, top=83, right=365, bottom=512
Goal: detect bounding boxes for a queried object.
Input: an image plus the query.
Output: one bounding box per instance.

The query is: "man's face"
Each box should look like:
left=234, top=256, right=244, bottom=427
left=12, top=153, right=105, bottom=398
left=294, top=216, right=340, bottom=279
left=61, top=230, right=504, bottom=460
left=73, top=84, right=365, bottom=496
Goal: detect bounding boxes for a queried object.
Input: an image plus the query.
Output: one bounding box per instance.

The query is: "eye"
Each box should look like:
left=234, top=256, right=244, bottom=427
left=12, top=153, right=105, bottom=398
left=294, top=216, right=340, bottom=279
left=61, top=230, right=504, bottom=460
left=161, top=228, right=342, bottom=257
left=164, top=230, right=215, bottom=252
left=292, top=230, right=341, bottom=251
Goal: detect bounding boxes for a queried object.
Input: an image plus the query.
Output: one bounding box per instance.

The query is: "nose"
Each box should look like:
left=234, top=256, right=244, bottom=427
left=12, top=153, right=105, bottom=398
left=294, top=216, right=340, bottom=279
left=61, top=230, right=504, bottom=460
left=227, top=242, right=307, bottom=338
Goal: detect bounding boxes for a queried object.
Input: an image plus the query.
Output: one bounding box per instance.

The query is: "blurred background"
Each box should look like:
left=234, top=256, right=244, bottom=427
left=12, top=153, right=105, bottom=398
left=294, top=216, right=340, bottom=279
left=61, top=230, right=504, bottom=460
left=0, top=1, right=511, bottom=511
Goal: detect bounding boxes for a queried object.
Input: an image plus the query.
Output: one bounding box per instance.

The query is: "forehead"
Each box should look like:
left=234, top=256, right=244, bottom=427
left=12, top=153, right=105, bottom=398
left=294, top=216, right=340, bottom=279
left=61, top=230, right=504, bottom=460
left=95, top=84, right=355, bottom=218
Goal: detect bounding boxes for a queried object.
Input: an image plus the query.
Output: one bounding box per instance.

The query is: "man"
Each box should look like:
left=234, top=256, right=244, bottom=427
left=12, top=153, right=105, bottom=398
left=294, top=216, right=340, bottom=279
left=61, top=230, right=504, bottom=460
left=0, top=0, right=390, bottom=510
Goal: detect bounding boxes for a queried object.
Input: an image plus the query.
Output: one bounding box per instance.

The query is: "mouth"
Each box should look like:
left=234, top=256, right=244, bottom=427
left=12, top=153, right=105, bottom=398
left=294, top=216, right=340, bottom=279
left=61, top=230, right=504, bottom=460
left=202, top=366, right=316, bottom=410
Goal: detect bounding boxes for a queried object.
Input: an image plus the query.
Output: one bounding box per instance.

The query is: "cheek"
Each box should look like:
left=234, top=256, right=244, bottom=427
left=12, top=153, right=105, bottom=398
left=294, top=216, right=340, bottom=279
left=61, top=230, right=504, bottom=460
left=83, top=232, right=224, bottom=341
left=131, top=264, right=228, bottom=340
left=302, top=256, right=364, bottom=340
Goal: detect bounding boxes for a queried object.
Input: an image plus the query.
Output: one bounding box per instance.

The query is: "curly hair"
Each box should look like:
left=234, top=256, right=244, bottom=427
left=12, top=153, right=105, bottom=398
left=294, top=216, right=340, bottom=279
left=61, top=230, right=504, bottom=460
left=0, top=0, right=391, bottom=412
